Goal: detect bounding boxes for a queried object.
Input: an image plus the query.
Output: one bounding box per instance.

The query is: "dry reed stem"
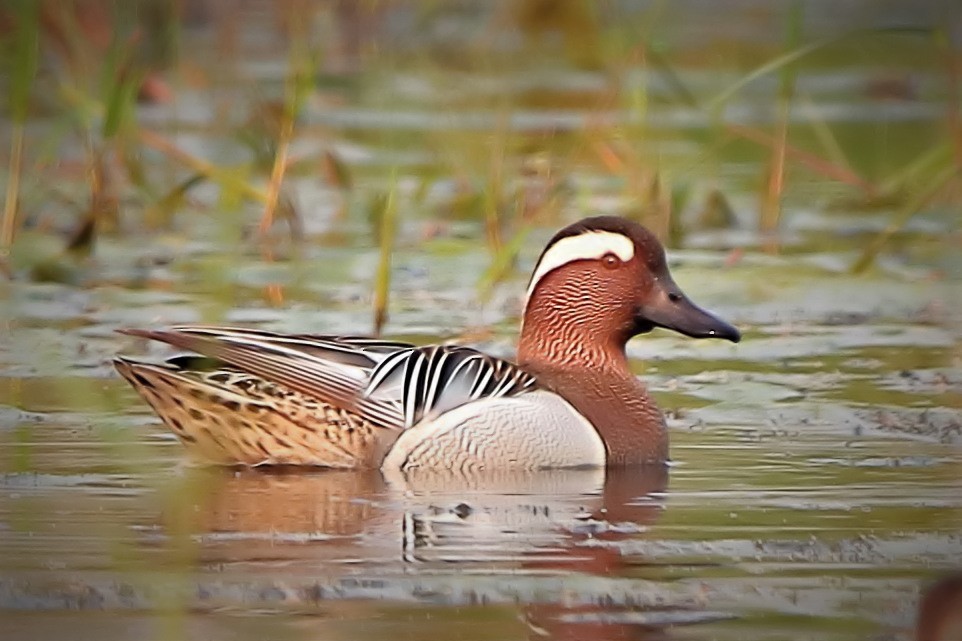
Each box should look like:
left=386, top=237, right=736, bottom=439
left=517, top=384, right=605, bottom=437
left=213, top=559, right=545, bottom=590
left=760, top=111, right=789, bottom=253
left=137, top=128, right=269, bottom=204
left=851, top=164, right=956, bottom=273
left=726, top=123, right=877, bottom=195
left=257, top=115, right=294, bottom=236
left=1, top=126, right=25, bottom=249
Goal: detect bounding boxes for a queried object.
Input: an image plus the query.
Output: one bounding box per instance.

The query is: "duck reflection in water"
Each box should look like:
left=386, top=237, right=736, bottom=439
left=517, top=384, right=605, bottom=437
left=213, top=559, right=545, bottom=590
left=165, top=464, right=695, bottom=640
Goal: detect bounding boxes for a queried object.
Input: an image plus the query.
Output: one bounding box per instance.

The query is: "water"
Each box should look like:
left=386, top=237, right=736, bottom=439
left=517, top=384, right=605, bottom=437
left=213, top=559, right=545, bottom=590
left=1, top=2, right=960, bottom=639
left=1, top=231, right=958, bottom=640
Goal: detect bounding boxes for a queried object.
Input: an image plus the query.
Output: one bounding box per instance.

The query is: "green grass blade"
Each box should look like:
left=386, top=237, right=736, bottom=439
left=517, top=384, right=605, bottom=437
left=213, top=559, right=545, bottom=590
left=851, top=164, right=957, bottom=273
left=7, top=0, right=39, bottom=123
left=707, top=27, right=932, bottom=111
left=103, top=70, right=142, bottom=139
left=477, top=224, right=533, bottom=303
left=373, top=173, right=399, bottom=336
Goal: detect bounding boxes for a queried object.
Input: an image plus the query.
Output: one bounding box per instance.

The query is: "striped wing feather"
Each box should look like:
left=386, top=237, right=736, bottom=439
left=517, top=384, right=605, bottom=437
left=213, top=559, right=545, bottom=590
left=120, top=326, right=538, bottom=430
left=365, top=345, right=539, bottom=428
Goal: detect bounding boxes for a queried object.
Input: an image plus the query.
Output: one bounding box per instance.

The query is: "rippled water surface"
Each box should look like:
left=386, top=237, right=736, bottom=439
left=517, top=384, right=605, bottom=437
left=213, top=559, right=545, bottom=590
left=1, top=2, right=960, bottom=640
left=2, top=229, right=959, bottom=640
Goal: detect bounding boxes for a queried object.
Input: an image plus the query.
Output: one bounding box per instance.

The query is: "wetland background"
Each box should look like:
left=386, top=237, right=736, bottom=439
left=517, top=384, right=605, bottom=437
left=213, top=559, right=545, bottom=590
left=1, top=1, right=960, bottom=640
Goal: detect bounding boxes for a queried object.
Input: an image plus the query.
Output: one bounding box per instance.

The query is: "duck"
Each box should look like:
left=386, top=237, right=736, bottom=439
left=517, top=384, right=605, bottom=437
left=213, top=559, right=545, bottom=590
left=114, top=215, right=741, bottom=469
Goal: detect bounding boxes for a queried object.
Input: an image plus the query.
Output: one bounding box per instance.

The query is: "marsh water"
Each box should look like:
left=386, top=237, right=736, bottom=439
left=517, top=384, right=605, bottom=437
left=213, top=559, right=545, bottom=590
left=1, top=3, right=961, bottom=640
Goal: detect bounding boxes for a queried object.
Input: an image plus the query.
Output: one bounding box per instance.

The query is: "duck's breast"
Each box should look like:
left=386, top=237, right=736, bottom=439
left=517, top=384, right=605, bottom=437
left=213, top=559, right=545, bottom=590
left=380, top=390, right=606, bottom=471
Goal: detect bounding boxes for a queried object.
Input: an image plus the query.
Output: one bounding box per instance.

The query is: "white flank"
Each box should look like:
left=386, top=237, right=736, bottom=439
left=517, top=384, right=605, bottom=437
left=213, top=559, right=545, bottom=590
left=526, top=231, right=634, bottom=300
left=381, top=391, right=607, bottom=471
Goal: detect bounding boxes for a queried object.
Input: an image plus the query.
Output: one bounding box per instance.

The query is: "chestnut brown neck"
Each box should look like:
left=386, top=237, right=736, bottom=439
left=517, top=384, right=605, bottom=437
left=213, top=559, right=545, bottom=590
left=517, top=280, right=633, bottom=374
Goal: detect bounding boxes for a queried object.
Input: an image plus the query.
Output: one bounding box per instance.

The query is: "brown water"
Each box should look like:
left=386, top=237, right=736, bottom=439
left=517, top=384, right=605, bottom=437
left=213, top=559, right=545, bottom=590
left=2, top=2, right=961, bottom=640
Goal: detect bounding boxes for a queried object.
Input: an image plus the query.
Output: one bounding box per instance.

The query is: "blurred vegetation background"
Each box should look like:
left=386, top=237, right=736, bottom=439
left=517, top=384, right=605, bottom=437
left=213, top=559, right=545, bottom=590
left=0, top=0, right=958, bottom=330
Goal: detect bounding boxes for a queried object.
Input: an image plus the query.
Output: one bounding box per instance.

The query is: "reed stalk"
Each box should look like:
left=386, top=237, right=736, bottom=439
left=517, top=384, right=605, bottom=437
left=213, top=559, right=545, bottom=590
left=1, top=127, right=25, bottom=250
left=851, top=164, right=956, bottom=274
left=1, top=0, right=39, bottom=251
left=373, top=175, right=399, bottom=336
left=759, top=1, right=803, bottom=253
left=257, top=11, right=314, bottom=237
left=477, top=224, right=532, bottom=304
left=137, top=129, right=269, bottom=203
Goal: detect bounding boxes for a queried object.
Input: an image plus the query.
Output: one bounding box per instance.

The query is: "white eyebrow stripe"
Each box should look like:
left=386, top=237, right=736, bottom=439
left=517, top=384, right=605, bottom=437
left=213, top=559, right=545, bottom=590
left=526, top=230, right=634, bottom=299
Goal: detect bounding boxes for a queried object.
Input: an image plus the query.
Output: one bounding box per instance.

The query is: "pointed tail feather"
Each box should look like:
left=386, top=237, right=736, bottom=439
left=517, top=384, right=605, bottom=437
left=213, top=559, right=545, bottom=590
left=117, top=327, right=407, bottom=430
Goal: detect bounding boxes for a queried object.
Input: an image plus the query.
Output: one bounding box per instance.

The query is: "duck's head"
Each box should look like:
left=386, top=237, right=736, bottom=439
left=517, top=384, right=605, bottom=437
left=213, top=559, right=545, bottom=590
left=521, top=216, right=740, bottom=360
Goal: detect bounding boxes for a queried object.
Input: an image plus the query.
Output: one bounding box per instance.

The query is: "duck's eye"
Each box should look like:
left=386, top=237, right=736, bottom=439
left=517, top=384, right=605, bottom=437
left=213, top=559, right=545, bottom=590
left=602, top=252, right=620, bottom=269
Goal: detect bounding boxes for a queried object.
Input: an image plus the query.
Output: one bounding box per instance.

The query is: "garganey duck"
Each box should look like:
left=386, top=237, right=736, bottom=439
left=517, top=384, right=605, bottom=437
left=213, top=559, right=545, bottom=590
left=114, top=216, right=740, bottom=469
